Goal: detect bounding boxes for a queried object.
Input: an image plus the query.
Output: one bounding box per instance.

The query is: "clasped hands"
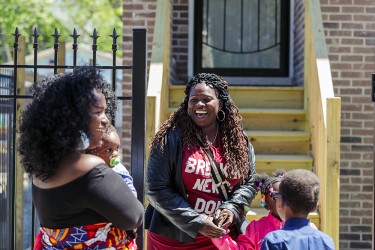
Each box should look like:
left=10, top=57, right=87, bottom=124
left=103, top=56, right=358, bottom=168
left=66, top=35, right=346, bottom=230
left=198, top=209, right=234, bottom=238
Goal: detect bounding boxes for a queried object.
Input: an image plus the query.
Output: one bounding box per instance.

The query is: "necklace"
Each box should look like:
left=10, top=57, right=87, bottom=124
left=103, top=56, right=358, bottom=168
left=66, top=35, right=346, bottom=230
left=208, top=125, right=219, bottom=145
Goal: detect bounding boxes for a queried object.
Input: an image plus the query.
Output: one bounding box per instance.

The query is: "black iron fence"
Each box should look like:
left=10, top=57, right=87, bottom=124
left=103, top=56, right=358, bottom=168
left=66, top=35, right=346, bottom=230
left=0, top=26, right=147, bottom=250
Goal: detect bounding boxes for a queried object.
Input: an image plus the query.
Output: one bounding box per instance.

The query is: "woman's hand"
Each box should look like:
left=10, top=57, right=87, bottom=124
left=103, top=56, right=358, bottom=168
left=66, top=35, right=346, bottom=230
left=214, top=209, right=234, bottom=228
left=198, top=216, right=226, bottom=238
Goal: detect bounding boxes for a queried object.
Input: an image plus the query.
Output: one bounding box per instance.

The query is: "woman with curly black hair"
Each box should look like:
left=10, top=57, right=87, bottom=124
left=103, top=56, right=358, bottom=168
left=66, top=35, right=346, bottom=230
left=145, top=73, right=257, bottom=249
left=18, top=66, right=143, bottom=249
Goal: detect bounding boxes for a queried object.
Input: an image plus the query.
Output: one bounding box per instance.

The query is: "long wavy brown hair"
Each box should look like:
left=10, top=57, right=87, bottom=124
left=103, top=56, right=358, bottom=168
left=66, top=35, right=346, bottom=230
left=150, top=73, right=250, bottom=181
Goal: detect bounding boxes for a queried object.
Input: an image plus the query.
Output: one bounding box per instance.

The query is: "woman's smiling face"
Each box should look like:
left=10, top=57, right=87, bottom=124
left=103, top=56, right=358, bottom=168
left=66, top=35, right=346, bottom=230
left=87, top=88, right=110, bottom=149
left=187, top=82, right=221, bottom=129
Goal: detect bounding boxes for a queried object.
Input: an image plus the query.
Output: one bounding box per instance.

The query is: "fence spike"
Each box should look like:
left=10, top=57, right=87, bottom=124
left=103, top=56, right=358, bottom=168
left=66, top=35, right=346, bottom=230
left=13, top=27, right=21, bottom=37
left=12, top=27, right=21, bottom=40
left=70, top=28, right=80, bottom=42
left=91, top=28, right=100, bottom=42
left=91, top=29, right=100, bottom=66
left=110, top=28, right=119, bottom=45
left=70, top=28, right=80, bottom=66
left=12, top=27, right=21, bottom=49
left=52, top=28, right=61, bottom=44
left=32, top=27, right=39, bottom=45
left=91, top=28, right=100, bottom=48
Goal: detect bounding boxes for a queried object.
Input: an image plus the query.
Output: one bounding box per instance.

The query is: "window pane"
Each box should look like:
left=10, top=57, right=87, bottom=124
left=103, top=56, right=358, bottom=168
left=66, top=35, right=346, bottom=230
left=201, top=0, right=281, bottom=69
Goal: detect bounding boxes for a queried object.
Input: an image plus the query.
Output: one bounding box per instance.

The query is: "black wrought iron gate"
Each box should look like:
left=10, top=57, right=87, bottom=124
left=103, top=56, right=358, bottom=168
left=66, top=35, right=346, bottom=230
left=0, top=26, right=147, bottom=250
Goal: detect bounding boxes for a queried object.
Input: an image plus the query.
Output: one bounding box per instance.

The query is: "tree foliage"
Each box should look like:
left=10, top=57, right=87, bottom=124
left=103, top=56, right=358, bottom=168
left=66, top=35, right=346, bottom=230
left=0, top=0, right=122, bottom=63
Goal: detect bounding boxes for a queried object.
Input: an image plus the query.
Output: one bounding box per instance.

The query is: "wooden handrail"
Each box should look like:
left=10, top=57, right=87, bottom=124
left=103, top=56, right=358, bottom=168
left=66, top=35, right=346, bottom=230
left=304, top=0, right=341, bottom=248
left=146, top=0, right=171, bottom=161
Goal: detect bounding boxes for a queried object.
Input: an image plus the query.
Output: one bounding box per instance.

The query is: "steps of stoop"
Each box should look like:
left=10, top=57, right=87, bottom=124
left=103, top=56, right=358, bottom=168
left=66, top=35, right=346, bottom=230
left=245, top=130, right=310, bottom=155
left=169, top=86, right=304, bottom=109
left=167, top=108, right=307, bottom=132
left=255, top=154, right=313, bottom=174
left=239, top=108, right=307, bottom=131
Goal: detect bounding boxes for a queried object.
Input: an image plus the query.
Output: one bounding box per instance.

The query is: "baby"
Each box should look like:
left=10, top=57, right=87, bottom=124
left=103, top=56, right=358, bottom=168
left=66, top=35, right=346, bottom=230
left=88, top=124, right=137, bottom=197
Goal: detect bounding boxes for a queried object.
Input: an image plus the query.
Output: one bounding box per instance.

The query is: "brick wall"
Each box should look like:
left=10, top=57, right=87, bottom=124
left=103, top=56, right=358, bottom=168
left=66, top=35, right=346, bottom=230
left=171, top=0, right=189, bottom=85
left=123, top=2, right=375, bottom=248
left=122, top=0, right=156, bottom=166
left=320, top=0, right=374, bottom=249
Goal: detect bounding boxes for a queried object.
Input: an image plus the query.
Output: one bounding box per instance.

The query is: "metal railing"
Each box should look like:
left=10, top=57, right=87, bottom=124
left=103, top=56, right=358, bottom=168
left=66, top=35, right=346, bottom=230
left=0, top=26, right=147, bottom=250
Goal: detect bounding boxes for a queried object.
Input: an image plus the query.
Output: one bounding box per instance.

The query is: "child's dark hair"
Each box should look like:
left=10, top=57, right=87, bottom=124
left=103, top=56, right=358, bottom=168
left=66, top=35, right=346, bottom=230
left=254, top=169, right=286, bottom=195
left=279, top=169, right=320, bottom=215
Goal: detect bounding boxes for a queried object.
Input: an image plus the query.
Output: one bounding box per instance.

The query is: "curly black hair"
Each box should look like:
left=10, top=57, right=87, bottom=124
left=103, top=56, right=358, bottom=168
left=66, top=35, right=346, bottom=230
left=253, top=169, right=285, bottom=195
left=260, top=169, right=286, bottom=195
left=18, top=66, right=117, bottom=181
left=279, top=169, right=320, bottom=215
left=150, top=73, right=250, bottom=181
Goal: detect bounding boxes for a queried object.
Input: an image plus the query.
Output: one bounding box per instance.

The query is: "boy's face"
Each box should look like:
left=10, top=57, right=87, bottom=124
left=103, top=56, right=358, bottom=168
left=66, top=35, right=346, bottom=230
left=96, top=131, right=120, bottom=166
left=275, top=198, right=285, bottom=221
left=274, top=192, right=287, bottom=221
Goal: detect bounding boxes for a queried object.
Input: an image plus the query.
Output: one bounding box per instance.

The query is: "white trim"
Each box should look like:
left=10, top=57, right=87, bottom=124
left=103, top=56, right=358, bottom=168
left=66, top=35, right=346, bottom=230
left=187, top=0, right=295, bottom=86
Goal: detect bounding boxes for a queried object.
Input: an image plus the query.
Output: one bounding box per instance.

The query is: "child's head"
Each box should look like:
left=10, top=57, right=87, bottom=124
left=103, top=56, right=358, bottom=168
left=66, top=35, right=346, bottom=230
left=87, top=124, right=120, bottom=166
left=275, top=169, right=320, bottom=219
left=255, top=169, right=285, bottom=219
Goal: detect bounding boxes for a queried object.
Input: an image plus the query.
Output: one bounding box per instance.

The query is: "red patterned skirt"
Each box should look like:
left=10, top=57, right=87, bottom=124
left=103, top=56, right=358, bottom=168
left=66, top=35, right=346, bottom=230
left=34, top=223, right=137, bottom=250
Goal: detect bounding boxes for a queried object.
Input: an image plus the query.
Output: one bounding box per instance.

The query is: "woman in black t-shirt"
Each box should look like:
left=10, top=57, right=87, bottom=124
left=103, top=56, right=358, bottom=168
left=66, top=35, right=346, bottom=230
left=18, top=66, right=143, bottom=249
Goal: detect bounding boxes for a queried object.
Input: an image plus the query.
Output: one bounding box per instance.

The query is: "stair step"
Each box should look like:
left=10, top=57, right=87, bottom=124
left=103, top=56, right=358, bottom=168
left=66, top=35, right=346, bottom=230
left=255, top=154, right=313, bottom=174
left=169, top=86, right=304, bottom=109
left=166, top=107, right=307, bottom=131
left=239, top=108, right=306, bottom=131
left=246, top=130, right=310, bottom=155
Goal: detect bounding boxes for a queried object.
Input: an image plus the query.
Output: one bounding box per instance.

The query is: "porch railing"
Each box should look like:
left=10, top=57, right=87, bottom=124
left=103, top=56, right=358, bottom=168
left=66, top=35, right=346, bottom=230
left=304, top=0, right=341, bottom=248
left=146, top=0, right=171, bottom=161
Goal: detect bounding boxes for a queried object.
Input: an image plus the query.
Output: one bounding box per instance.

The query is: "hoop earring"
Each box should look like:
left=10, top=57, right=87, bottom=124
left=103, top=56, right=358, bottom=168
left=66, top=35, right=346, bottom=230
left=216, top=109, right=225, bottom=122
left=76, top=130, right=90, bottom=150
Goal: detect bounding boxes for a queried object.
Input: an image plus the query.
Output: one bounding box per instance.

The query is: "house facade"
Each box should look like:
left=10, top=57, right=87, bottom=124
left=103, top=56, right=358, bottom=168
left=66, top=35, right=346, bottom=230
left=122, top=0, right=374, bottom=249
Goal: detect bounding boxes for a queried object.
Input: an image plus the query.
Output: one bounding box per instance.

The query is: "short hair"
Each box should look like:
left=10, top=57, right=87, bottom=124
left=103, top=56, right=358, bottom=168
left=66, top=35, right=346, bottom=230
left=279, top=169, right=320, bottom=215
